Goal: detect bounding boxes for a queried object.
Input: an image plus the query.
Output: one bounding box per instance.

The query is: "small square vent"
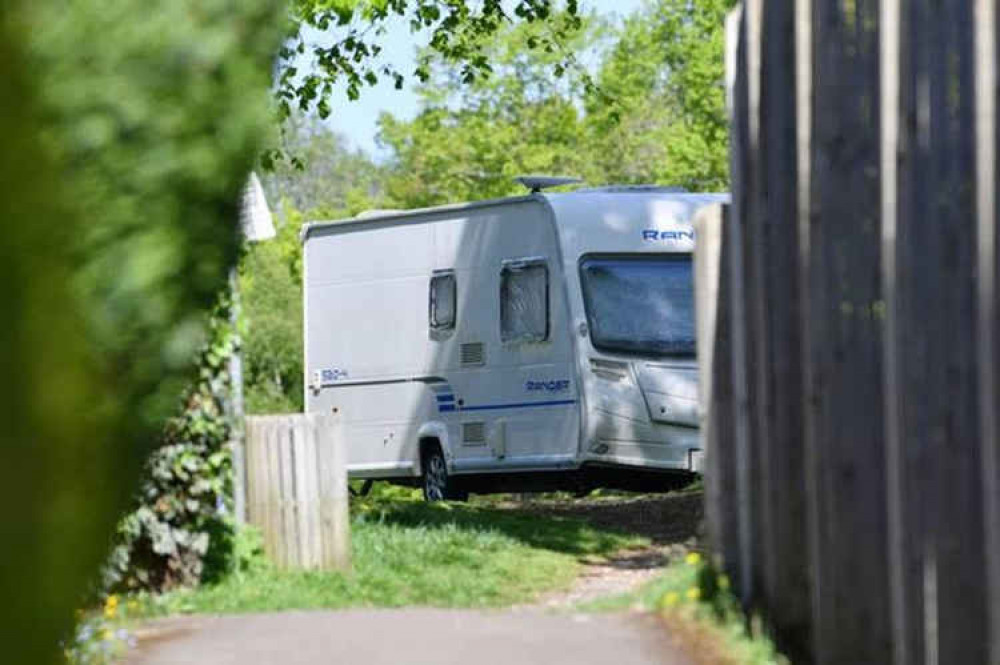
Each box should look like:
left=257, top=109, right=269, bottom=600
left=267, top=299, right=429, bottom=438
left=460, top=342, right=485, bottom=366
left=462, top=422, right=486, bottom=445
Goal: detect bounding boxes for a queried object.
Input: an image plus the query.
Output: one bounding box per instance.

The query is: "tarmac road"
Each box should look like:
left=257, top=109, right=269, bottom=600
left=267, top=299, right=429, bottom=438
left=126, top=608, right=692, bottom=665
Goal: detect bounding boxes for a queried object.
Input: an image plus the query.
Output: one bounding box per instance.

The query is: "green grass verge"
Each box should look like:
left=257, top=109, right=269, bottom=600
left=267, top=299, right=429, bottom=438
left=142, top=497, right=646, bottom=615
left=581, top=552, right=787, bottom=665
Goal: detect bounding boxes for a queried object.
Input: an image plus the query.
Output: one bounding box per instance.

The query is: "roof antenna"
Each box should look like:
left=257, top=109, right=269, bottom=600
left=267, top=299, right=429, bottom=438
left=514, top=175, right=583, bottom=193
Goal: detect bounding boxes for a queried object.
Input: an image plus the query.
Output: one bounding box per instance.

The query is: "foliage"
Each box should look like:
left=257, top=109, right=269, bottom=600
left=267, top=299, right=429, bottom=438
left=104, top=309, right=236, bottom=593
left=376, top=0, right=730, bottom=207
left=262, top=114, right=385, bottom=217
left=584, top=552, right=787, bottom=665
left=241, top=213, right=307, bottom=414
left=377, top=13, right=603, bottom=207
left=271, top=0, right=587, bottom=146
left=145, top=499, right=645, bottom=613
left=64, top=597, right=138, bottom=665
left=1, top=1, right=282, bottom=661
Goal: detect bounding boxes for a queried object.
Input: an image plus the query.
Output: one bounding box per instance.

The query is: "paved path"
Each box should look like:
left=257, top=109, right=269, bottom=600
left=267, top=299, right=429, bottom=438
left=127, top=609, right=692, bottom=665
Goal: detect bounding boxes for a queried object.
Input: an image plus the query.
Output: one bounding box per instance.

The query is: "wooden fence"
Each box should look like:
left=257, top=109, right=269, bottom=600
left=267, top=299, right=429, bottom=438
left=698, top=2, right=1000, bottom=663
left=245, top=413, right=350, bottom=571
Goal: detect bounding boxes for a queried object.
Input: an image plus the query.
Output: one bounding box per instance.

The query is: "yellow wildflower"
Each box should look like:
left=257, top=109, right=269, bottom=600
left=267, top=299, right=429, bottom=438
left=104, top=595, right=119, bottom=620
left=663, top=591, right=680, bottom=607
left=685, top=551, right=702, bottom=566
left=686, top=586, right=701, bottom=601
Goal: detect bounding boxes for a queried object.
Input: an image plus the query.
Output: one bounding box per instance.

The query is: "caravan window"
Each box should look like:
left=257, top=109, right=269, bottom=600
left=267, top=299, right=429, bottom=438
left=429, top=271, right=457, bottom=331
left=580, top=255, right=695, bottom=357
left=500, top=259, right=549, bottom=343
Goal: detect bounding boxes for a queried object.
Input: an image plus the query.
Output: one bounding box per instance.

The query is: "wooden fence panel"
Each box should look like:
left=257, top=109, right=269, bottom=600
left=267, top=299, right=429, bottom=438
left=245, top=413, right=350, bottom=571
left=716, top=1, right=1000, bottom=662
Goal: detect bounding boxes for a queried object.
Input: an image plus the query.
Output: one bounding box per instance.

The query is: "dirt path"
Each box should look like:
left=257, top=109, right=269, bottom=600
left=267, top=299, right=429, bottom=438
left=511, top=491, right=703, bottom=608
left=125, top=494, right=702, bottom=665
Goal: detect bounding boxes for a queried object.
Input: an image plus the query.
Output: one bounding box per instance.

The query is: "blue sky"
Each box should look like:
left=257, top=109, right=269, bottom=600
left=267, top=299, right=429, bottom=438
left=320, top=0, right=645, bottom=158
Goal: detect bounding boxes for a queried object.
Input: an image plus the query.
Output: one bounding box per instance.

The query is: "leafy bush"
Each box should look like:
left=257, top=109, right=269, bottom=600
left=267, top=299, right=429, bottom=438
left=104, top=307, right=236, bottom=592
left=1, top=2, right=282, bottom=658
left=241, top=212, right=306, bottom=414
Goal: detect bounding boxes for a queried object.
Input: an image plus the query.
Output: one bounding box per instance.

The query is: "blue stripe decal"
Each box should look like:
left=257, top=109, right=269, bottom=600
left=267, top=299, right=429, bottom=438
left=460, top=399, right=577, bottom=412
left=439, top=404, right=457, bottom=413
left=435, top=394, right=455, bottom=403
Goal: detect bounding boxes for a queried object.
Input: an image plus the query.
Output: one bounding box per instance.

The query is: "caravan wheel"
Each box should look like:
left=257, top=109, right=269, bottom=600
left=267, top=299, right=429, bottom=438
left=421, top=445, right=468, bottom=502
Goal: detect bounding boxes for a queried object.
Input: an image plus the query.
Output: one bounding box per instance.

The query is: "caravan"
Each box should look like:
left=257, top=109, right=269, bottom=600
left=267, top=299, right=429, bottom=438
left=302, top=180, right=726, bottom=499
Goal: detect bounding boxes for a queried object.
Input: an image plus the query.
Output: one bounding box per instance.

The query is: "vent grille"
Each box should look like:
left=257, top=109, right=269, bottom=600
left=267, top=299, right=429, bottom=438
left=589, top=358, right=629, bottom=382
left=460, top=342, right=485, bottom=366
left=463, top=422, right=486, bottom=445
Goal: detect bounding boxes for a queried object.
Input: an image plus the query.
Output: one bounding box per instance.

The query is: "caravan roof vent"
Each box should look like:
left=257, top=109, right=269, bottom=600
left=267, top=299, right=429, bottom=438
left=576, top=184, right=689, bottom=194
left=514, top=175, right=583, bottom=193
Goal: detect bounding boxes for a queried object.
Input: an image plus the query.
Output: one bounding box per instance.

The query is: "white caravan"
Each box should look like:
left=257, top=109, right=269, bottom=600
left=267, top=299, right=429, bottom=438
left=302, top=182, right=727, bottom=499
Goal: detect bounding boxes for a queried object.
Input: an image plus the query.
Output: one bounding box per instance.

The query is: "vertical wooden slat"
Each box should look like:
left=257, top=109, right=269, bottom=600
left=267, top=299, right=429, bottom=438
left=695, top=204, right=741, bottom=583
left=726, top=2, right=755, bottom=604
left=927, top=3, right=985, bottom=662
left=280, top=416, right=299, bottom=569
left=976, top=1, right=1000, bottom=661
left=291, top=415, right=314, bottom=569
left=880, top=3, right=916, bottom=664
left=741, top=0, right=770, bottom=611
left=755, top=0, right=811, bottom=659
left=304, top=415, right=322, bottom=570
left=267, top=418, right=283, bottom=567
left=243, top=420, right=254, bottom=525
left=316, top=412, right=351, bottom=571
left=806, top=1, right=891, bottom=662
left=887, top=3, right=987, bottom=663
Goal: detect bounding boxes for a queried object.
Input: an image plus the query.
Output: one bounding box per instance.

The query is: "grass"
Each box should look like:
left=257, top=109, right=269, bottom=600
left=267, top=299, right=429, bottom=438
left=147, top=495, right=647, bottom=615
left=580, top=552, right=787, bottom=665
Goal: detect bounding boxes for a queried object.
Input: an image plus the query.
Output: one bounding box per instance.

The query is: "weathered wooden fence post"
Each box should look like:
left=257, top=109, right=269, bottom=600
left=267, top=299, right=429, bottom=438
left=882, top=3, right=988, bottom=663
left=695, top=204, right=741, bottom=582
left=244, top=413, right=350, bottom=572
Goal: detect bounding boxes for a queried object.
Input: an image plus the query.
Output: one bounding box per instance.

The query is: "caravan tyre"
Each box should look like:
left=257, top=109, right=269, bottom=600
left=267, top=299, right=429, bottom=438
left=422, top=446, right=468, bottom=502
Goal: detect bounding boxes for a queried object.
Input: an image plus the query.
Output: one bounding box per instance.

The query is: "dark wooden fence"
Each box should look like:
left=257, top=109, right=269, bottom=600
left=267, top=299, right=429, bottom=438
left=698, top=2, right=1000, bottom=663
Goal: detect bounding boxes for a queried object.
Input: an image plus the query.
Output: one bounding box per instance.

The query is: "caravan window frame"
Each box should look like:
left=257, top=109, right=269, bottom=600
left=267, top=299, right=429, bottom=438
left=429, top=269, right=457, bottom=334
left=499, top=257, right=550, bottom=344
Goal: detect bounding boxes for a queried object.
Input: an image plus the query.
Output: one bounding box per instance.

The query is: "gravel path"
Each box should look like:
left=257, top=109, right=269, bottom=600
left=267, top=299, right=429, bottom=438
left=125, top=493, right=703, bottom=665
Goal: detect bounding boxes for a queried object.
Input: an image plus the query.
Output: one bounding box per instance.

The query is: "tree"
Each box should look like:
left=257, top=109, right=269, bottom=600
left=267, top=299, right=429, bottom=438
left=586, top=0, right=730, bottom=190
left=376, top=14, right=603, bottom=207
left=275, top=0, right=587, bottom=133
left=375, top=0, right=730, bottom=205
left=263, top=114, right=385, bottom=217
left=241, top=209, right=308, bottom=414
